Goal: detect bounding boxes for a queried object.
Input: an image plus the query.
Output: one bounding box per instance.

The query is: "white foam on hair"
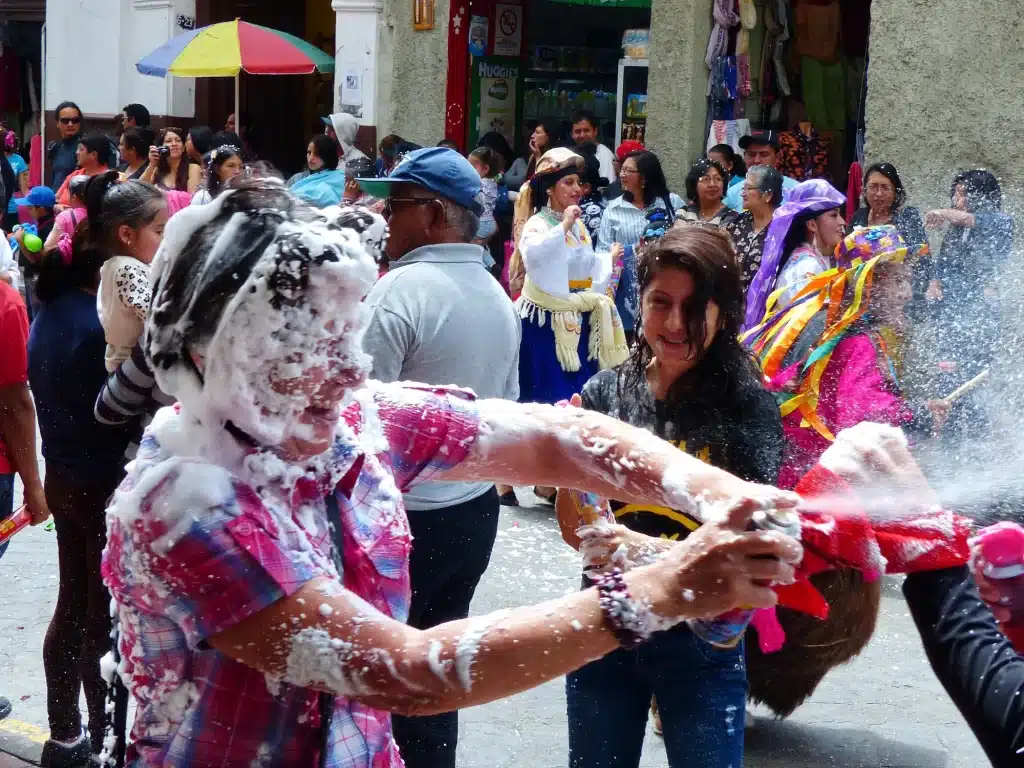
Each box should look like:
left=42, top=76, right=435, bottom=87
left=146, top=187, right=383, bottom=461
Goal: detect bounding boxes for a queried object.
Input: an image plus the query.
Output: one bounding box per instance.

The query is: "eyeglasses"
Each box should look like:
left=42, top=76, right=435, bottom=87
left=58, top=116, right=81, bottom=125
left=383, top=196, right=440, bottom=217
left=619, top=168, right=639, bottom=176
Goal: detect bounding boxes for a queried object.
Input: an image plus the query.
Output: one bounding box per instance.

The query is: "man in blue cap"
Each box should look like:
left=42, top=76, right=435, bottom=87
left=358, top=147, right=521, bottom=768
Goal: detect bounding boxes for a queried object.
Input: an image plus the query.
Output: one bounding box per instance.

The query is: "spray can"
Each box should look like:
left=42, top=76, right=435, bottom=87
left=688, top=508, right=802, bottom=648
left=0, top=505, right=32, bottom=545
left=971, top=521, right=1024, bottom=650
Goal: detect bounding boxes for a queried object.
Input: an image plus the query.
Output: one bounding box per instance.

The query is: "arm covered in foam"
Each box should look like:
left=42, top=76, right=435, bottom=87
left=439, top=397, right=792, bottom=515
left=207, top=500, right=799, bottom=716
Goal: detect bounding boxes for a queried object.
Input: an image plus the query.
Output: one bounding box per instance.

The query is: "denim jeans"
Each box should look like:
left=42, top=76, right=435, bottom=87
left=0, top=473, right=14, bottom=560
left=567, top=622, right=747, bottom=768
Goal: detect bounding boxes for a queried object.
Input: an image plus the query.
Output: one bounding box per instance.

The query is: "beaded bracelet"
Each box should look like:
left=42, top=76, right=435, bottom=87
left=596, top=567, right=653, bottom=649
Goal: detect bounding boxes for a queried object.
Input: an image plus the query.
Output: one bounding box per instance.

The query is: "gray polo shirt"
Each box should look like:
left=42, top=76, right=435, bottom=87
left=362, top=242, right=521, bottom=510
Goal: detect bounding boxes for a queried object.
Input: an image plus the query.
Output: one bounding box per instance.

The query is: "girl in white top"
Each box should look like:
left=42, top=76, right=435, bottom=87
left=191, top=145, right=244, bottom=206
left=91, top=172, right=169, bottom=371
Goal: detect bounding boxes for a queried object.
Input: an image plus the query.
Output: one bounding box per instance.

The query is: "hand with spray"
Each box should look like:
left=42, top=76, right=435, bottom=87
left=971, top=522, right=1024, bottom=653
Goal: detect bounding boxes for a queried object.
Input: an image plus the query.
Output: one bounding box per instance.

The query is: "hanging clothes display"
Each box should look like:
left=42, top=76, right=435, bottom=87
left=778, top=125, right=831, bottom=181
left=706, top=119, right=752, bottom=154
left=760, top=0, right=792, bottom=118
left=793, top=0, right=840, bottom=64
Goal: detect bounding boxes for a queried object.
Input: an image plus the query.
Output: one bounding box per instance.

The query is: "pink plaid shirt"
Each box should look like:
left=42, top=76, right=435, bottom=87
left=102, top=383, right=480, bottom=767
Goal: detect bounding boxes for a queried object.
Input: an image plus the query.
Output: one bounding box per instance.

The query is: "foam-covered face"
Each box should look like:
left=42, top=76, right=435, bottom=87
left=148, top=191, right=388, bottom=460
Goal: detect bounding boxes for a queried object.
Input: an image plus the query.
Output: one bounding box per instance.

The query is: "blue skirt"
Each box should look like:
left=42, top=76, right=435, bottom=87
left=518, top=314, right=597, bottom=404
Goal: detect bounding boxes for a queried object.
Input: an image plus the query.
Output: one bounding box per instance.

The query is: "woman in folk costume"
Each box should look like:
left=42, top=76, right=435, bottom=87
left=739, top=226, right=952, bottom=718
left=742, top=179, right=847, bottom=332
left=512, top=148, right=629, bottom=402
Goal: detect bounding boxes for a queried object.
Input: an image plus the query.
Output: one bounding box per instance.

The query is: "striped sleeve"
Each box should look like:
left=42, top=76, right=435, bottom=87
left=94, top=342, right=174, bottom=425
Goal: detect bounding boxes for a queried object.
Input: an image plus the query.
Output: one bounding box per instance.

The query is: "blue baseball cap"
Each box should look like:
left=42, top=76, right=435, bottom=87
left=357, top=147, right=483, bottom=216
left=15, top=185, right=56, bottom=208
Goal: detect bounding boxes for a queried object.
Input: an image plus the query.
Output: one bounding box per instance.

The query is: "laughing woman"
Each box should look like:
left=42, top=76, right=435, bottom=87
left=100, top=179, right=802, bottom=767
left=559, top=225, right=784, bottom=768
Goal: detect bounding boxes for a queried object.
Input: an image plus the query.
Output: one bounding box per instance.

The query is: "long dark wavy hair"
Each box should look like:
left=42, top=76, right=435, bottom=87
left=156, top=127, right=191, bottom=191
left=621, top=225, right=763, bottom=411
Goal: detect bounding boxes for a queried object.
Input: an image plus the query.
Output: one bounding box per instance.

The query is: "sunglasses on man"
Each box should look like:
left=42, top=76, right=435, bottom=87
left=58, top=116, right=81, bottom=125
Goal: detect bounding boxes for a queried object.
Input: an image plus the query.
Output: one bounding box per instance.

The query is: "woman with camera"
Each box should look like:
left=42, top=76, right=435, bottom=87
left=140, top=127, right=200, bottom=194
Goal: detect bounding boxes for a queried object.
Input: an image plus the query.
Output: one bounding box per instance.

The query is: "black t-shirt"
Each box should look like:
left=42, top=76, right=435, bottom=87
left=580, top=366, right=783, bottom=541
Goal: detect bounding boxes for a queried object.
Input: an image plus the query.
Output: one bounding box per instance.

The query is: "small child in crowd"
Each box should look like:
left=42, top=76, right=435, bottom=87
left=44, top=176, right=88, bottom=252
left=95, top=174, right=168, bottom=371
left=468, top=146, right=501, bottom=243
left=12, top=186, right=56, bottom=249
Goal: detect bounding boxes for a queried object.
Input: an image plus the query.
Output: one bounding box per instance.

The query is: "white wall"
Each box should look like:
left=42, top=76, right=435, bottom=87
left=45, top=0, right=196, bottom=117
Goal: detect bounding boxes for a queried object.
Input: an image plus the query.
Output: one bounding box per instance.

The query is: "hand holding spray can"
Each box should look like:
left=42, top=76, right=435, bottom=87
left=971, top=521, right=1024, bottom=650
left=688, top=507, right=802, bottom=648
left=0, top=505, right=32, bottom=546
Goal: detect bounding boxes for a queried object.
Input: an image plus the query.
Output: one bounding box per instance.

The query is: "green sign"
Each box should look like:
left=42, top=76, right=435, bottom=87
left=469, top=57, right=523, bottom=151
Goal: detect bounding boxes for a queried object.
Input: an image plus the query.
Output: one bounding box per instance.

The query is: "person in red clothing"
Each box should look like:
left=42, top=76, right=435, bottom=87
left=0, top=277, right=50, bottom=722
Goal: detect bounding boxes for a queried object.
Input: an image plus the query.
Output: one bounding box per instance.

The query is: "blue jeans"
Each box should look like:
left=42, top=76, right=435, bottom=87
left=0, top=473, right=14, bottom=560
left=567, top=622, right=747, bottom=768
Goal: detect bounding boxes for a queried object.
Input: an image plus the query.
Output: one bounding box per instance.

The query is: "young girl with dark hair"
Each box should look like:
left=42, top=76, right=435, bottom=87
left=27, top=173, right=143, bottom=765
left=708, top=143, right=746, bottom=188
left=191, top=144, right=244, bottom=206
left=558, top=225, right=784, bottom=767
left=290, top=134, right=346, bottom=207
left=91, top=171, right=168, bottom=371
left=743, top=179, right=846, bottom=330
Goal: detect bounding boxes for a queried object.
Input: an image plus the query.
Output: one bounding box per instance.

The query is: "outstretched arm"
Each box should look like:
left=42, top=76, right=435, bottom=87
left=440, top=398, right=787, bottom=516
left=208, top=500, right=800, bottom=716
left=821, top=423, right=1024, bottom=765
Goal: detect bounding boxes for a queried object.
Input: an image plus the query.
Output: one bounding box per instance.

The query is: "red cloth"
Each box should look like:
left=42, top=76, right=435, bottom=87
left=616, top=140, right=645, bottom=162
left=772, top=464, right=971, bottom=623
left=0, top=281, right=29, bottom=474
left=846, top=161, right=863, bottom=222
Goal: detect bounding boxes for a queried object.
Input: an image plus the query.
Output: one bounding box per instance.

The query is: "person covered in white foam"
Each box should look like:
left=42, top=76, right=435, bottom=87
left=101, top=177, right=802, bottom=767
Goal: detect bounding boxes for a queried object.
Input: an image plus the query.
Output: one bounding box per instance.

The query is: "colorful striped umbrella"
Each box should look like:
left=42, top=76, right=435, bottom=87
left=137, top=19, right=334, bottom=121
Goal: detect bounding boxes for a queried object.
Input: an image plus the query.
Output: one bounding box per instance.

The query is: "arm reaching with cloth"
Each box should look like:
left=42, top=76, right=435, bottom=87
left=820, top=422, right=1024, bottom=766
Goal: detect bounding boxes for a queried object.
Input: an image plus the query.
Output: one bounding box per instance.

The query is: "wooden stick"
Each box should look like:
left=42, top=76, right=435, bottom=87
left=941, top=369, right=990, bottom=406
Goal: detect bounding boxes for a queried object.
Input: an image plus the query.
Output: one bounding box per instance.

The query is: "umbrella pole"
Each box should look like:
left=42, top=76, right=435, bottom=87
left=234, top=72, right=240, bottom=137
